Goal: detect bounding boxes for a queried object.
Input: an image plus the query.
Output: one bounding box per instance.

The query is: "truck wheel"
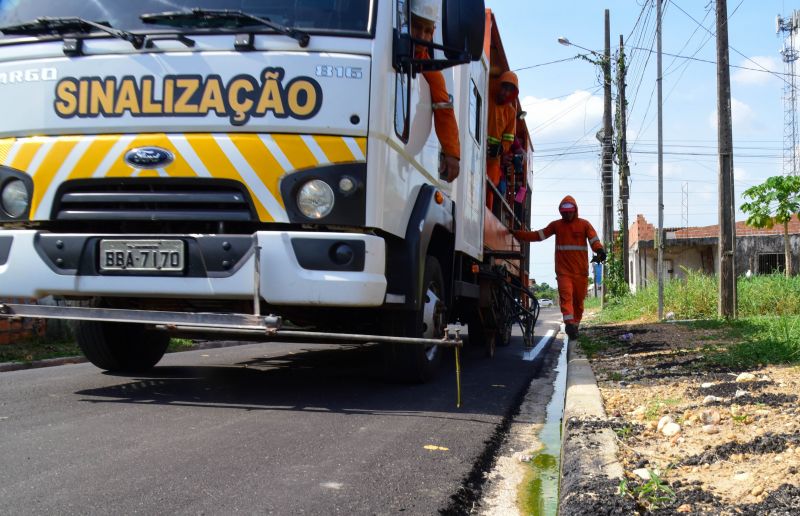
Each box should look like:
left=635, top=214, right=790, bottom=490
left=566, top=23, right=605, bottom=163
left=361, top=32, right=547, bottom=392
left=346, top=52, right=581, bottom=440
left=383, top=256, right=446, bottom=383
left=75, top=320, right=169, bottom=372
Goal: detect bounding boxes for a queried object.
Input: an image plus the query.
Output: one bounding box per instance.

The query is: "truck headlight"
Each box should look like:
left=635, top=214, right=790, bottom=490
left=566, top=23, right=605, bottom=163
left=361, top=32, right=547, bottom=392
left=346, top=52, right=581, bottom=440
left=1, top=178, right=29, bottom=218
left=297, top=179, right=335, bottom=219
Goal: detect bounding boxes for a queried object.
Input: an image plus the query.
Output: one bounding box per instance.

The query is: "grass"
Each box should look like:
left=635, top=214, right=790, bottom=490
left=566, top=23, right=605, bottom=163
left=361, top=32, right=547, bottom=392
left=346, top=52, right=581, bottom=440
left=0, top=336, right=198, bottom=364
left=0, top=337, right=80, bottom=364
left=702, top=315, right=800, bottom=369
left=597, top=272, right=800, bottom=324
left=585, top=272, right=800, bottom=370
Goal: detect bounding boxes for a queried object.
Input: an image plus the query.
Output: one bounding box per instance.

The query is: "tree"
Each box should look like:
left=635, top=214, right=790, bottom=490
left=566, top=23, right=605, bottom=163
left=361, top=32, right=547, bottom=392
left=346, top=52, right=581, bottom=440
left=740, top=175, right=800, bottom=277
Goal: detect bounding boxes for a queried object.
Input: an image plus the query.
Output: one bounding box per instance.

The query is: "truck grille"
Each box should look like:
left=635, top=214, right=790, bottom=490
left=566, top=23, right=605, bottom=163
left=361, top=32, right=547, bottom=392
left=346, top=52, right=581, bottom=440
left=52, top=179, right=256, bottom=222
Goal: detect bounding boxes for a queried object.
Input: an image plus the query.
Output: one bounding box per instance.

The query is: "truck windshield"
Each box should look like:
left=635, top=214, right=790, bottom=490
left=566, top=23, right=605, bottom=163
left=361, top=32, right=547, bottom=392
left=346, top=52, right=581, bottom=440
left=0, top=0, right=372, bottom=41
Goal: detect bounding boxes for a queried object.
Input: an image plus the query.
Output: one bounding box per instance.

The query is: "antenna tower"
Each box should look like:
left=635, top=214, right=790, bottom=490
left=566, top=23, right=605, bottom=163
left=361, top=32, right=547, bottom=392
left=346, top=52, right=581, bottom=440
left=778, top=12, right=800, bottom=176
left=681, top=182, right=689, bottom=229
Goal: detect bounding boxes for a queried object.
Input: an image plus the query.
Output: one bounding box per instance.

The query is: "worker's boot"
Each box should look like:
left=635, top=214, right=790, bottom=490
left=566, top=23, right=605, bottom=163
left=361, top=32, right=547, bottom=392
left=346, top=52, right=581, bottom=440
left=565, top=323, right=579, bottom=339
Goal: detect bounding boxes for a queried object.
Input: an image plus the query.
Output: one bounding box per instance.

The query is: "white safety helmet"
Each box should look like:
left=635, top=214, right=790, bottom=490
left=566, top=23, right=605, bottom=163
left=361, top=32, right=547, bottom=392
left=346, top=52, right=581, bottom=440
left=410, top=0, right=441, bottom=24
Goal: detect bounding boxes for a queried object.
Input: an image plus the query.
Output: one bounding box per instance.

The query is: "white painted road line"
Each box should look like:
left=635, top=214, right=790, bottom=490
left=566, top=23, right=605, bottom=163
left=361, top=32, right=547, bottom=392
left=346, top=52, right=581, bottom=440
left=523, top=329, right=556, bottom=361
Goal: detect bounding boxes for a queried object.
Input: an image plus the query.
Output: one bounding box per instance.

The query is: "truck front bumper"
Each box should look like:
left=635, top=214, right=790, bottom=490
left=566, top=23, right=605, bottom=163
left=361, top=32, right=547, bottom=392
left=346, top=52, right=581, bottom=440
left=0, top=231, right=387, bottom=307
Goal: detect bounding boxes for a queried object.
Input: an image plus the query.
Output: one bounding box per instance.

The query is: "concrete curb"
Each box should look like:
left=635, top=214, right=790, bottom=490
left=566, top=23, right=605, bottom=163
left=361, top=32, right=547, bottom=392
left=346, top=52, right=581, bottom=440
left=0, top=355, right=86, bottom=373
left=558, top=338, right=625, bottom=513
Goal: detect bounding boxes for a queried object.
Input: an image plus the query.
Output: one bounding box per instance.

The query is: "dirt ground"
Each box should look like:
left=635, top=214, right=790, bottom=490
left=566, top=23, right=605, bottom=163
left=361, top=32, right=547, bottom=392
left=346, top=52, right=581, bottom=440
left=582, top=320, right=800, bottom=515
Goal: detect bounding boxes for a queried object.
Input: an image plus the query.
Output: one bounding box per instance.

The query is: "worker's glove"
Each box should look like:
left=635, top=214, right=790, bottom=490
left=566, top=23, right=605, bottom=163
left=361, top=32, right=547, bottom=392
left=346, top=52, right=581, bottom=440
left=487, top=143, right=503, bottom=159
left=591, top=248, right=607, bottom=263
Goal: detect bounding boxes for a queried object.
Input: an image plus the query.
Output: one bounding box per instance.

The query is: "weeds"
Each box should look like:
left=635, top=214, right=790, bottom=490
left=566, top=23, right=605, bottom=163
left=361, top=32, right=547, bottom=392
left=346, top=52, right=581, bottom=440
left=644, top=398, right=681, bottom=420
left=618, top=469, right=676, bottom=510
left=614, top=424, right=634, bottom=440
left=732, top=413, right=749, bottom=425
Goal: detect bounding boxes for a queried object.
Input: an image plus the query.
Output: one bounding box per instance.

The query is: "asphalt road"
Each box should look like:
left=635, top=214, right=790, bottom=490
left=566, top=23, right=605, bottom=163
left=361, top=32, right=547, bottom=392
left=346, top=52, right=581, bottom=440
left=0, top=312, right=562, bottom=515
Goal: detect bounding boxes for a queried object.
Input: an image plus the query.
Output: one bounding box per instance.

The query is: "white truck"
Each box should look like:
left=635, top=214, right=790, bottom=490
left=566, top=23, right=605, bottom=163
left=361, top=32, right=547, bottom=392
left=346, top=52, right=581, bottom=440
left=0, top=0, right=537, bottom=382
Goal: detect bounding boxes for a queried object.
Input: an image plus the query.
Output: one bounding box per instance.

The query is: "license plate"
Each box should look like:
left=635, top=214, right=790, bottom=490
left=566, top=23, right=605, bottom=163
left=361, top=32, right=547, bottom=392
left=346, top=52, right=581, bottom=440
left=99, top=240, right=184, bottom=272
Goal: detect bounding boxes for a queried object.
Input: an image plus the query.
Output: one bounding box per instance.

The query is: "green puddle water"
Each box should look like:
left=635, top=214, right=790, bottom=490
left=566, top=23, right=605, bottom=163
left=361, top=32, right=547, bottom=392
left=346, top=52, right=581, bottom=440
left=521, top=339, right=569, bottom=515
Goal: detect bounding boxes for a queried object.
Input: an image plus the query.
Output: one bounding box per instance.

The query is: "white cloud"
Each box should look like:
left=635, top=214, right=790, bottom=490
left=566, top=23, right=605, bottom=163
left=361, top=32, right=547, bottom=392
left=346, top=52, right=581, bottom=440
left=521, top=90, right=603, bottom=140
left=732, top=56, right=781, bottom=86
left=708, top=98, right=757, bottom=133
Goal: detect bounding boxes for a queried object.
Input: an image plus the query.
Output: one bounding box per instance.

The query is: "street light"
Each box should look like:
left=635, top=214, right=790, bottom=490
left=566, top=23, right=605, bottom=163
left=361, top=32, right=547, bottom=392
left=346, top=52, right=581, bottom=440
left=557, top=36, right=602, bottom=59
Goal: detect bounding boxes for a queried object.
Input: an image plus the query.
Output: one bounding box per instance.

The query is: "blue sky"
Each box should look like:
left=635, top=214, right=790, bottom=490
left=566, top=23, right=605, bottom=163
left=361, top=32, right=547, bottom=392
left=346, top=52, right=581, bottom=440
left=486, top=0, right=791, bottom=287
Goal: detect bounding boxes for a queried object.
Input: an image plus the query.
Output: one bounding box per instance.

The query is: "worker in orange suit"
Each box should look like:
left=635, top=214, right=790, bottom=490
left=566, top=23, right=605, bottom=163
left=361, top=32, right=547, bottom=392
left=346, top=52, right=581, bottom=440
left=410, top=0, right=460, bottom=182
left=513, top=196, right=606, bottom=339
left=486, top=71, right=519, bottom=210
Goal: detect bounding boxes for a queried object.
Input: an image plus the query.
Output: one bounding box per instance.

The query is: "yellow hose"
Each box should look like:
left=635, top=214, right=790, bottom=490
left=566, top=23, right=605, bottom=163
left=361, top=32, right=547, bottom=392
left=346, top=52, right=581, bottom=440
left=455, top=346, right=462, bottom=408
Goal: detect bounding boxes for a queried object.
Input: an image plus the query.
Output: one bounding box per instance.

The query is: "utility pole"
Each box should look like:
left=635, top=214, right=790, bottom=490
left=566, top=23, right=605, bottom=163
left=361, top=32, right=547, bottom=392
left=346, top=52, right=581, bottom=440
left=617, top=34, right=631, bottom=289
left=657, top=0, right=664, bottom=320
left=716, top=0, right=737, bottom=318
left=601, top=9, right=614, bottom=305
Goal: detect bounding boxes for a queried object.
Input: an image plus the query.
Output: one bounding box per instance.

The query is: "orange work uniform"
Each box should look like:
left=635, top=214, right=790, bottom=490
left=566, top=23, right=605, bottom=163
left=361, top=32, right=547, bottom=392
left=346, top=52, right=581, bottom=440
left=514, top=196, right=603, bottom=325
left=416, top=48, right=460, bottom=160
left=486, top=81, right=516, bottom=209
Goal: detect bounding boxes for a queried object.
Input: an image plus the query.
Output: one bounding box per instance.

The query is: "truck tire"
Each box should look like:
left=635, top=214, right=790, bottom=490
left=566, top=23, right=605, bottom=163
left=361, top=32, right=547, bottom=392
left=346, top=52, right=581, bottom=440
left=75, top=320, right=169, bottom=372
left=383, top=256, right=446, bottom=383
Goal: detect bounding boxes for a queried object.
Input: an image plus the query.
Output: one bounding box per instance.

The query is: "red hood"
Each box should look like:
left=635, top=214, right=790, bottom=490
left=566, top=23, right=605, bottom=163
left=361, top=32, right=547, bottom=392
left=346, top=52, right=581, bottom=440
left=559, top=195, right=579, bottom=217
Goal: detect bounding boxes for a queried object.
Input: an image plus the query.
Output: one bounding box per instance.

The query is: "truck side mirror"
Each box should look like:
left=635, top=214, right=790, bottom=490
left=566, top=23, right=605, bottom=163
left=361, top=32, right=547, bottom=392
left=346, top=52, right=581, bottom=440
left=442, top=0, right=485, bottom=61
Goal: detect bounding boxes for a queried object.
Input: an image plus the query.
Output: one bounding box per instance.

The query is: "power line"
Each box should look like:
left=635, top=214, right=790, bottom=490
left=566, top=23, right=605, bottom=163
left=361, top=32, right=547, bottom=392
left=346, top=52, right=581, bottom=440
left=667, top=0, right=787, bottom=84
left=513, top=56, right=580, bottom=72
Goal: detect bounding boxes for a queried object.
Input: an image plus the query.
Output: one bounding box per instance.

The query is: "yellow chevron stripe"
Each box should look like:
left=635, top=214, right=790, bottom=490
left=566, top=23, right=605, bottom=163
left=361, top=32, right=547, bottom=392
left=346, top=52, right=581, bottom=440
left=0, top=138, right=14, bottom=165
left=314, top=135, right=355, bottom=163
left=30, top=139, right=80, bottom=216
left=10, top=139, right=44, bottom=171
left=186, top=135, right=271, bottom=222
left=68, top=135, right=121, bottom=180
left=229, top=135, right=285, bottom=209
left=7, top=133, right=365, bottom=222
left=272, top=134, right=318, bottom=170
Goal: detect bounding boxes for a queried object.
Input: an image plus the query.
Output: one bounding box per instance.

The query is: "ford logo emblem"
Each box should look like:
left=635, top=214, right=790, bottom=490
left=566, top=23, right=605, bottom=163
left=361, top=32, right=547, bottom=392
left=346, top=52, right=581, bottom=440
left=124, top=147, right=174, bottom=169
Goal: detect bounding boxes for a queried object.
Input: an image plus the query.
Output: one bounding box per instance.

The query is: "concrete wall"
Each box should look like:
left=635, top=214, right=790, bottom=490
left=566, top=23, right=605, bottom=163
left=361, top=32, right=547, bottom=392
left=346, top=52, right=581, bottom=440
left=736, top=234, right=800, bottom=276
left=630, top=245, right=713, bottom=292
left=629, top=233, right=800, bottom=291
left=0, top=298, right=46, bottom=346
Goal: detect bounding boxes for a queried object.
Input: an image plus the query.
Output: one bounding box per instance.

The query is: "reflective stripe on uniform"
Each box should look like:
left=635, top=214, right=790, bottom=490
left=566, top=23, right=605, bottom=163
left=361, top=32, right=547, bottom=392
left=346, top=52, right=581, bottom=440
left=589, top=236, right=600, bottom=244
left=502, top=133, right=515, bottom=141
left=556, top=245, right=588, bottom=251
left=488, top=136, right=501, bottom=144
left=432, top=102, right=454, bottom=110
left=537, top=229, right=546, bottom=240
left=563, top=314, right=574, bottom=321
